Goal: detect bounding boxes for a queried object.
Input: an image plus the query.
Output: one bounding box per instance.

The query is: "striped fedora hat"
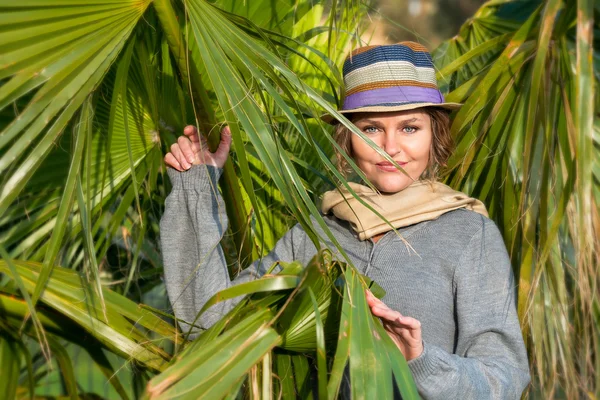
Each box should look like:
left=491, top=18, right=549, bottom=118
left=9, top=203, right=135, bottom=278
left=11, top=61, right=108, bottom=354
left=323, top=41, right=461, bottom=123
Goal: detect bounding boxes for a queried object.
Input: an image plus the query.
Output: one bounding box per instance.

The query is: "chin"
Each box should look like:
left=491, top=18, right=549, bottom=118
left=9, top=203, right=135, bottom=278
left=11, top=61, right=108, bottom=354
left=374, top=179, right=413, bottom=194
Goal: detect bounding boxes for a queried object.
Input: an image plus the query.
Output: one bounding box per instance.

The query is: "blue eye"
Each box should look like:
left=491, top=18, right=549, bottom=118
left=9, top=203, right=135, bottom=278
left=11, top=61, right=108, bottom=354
left=364, top=126, right=379, bottom=133
left=403, top=126, right=418, bottom=133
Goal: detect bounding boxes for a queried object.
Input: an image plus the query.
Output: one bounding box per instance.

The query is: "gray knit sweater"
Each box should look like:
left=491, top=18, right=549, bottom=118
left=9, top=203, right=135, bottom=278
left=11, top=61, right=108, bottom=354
left=160, top=165, right=530, bottom=399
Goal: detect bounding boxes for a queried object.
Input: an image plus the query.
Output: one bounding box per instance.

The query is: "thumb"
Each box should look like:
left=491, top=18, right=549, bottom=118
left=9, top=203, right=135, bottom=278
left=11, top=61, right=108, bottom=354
left=213, top=126, right=232, bottom=166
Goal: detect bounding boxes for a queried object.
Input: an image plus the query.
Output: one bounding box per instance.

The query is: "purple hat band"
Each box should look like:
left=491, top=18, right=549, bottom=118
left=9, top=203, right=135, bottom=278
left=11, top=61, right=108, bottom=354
left=342, top=86, right=445, bottom=110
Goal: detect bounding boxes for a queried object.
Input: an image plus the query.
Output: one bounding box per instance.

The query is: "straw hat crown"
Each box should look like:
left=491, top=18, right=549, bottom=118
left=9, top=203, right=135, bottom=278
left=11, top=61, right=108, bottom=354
left=324, top=41, right=460, bottom=123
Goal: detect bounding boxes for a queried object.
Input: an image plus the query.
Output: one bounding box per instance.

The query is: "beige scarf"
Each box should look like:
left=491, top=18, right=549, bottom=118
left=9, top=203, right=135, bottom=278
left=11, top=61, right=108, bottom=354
left=321, top=181, right=488, bottom=241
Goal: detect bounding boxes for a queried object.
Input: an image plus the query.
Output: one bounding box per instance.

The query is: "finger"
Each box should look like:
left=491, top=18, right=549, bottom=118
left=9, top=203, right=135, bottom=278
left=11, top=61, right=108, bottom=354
left=381, top=323, right=408, bottom=352
left=367, top=297, right=391, bottom=313
left=384, top=323, right=422, bottom=350
left=396, top=316, right=422, bottom=331
left=191, top=141, right=202, bottom=154
left=213, top=126, right=232, bottom=162
left=215, top=126, right=232, bottom=152
left=371, top=305, right=402, bottom=323
left=170, top=143, right=190, bottom=170
left=366, top=290, right=384, bottom=307
left=380, top=313, right=421, bottom=336
left=177, top=136, right=196, bottom=164
left=383, top=321, right=406, bottom=337
left=183, top=125, right=200, bottom=142
left=164, top=153, right=184, bottom=171
left=198, top=132, right=209, bottom=151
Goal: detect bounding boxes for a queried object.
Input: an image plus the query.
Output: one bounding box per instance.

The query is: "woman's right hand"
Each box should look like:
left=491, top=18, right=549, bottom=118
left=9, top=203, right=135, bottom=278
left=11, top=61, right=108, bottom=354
left=164, top=125, right=232, bottom=171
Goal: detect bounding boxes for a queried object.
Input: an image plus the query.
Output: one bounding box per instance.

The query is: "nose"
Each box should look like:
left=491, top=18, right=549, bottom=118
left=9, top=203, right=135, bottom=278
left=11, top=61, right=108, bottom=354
left=382, top=130, right=400, bottom=156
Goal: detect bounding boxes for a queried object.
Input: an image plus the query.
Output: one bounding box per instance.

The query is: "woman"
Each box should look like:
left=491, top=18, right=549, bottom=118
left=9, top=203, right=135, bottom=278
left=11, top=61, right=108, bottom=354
left=160, top=42, right=530, bottom=399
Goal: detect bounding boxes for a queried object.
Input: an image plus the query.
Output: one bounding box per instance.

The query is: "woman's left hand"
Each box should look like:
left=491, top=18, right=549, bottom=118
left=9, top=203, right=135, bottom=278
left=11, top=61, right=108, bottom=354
left=366, top=290, right=424, bottom=361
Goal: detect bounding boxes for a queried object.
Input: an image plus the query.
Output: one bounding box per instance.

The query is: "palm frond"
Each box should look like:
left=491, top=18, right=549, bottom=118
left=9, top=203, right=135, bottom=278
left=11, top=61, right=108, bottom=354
left=0, top=260, right=176, bottom=372
left=0, top=0, right=152, bottom=215
left=434, top=1, right=600, bottom=396
left=146, top=251, right=419, bottom=399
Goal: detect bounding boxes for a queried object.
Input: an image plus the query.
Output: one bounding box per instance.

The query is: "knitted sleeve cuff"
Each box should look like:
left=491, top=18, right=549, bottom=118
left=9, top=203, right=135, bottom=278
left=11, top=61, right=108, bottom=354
left=407, top=341, right=441, bottom=380
left=166, top=165, right=223, bottom=192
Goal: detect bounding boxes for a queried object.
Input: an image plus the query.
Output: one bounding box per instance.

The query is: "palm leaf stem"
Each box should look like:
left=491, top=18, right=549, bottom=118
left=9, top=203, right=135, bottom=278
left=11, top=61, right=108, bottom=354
left=152, top=0, right=252, bottom=267
left=152, top=0, right=215, bottom=132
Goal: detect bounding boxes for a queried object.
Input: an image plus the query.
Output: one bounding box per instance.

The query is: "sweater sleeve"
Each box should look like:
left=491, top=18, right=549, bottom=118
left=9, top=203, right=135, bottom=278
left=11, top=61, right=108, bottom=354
left=407, top=218, right=530, bottom=399
left=159, top=165, right=307, bottom=336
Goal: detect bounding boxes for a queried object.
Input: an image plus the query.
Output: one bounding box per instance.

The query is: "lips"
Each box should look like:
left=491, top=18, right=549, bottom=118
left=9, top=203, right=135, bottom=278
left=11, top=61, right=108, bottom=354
left=376, top=161, right=408, bottom=172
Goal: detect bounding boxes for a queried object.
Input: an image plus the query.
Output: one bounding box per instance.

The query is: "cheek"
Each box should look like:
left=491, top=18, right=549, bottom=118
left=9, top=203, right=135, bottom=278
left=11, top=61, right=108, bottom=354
left=350, top=136, right=372, bottom=163
left=403, top=144, right=429, bottom=162
left=412, top=133, right=432, bottom=163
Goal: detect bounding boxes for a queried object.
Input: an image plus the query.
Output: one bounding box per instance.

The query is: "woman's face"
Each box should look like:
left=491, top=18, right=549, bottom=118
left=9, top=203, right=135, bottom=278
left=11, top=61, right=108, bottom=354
left=350, top=109, right=432, bottom=193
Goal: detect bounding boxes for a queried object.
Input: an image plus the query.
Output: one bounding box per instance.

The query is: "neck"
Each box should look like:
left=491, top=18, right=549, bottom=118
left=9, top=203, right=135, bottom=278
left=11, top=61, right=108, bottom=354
left=371, top=232, right=385, bottom=243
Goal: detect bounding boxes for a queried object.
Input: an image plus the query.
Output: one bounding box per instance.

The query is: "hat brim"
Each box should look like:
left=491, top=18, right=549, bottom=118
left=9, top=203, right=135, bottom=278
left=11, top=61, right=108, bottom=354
left=321, top=102, right=463, bottom=125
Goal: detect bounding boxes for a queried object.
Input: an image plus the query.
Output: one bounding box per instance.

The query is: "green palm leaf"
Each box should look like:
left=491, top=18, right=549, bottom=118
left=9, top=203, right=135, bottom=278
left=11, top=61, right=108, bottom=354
left=0, top=260, right=176, bottom=372
left=0, top=0, right=152, bottom=216
left=0, top=333, right=21, bottom=399
left=433, top=1, right=600, bottom=396
left=146, top=250, right=419, bottom=399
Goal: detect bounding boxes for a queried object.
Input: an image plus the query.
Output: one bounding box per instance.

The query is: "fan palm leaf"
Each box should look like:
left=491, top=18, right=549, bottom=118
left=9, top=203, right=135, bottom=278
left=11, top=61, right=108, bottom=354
left=0, top=0, right=152, bottom=214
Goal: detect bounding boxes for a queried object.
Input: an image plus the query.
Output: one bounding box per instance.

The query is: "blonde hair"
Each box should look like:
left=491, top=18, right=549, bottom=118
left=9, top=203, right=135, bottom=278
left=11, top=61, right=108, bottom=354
left=333, top=107, right=453, bottom=181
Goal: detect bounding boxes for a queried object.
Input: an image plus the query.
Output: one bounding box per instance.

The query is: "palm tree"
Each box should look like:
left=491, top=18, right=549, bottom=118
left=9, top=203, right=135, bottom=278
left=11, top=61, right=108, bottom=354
left=0, top=0, right=597, bottom=398
left=433, top=1, right=599, bottom=396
